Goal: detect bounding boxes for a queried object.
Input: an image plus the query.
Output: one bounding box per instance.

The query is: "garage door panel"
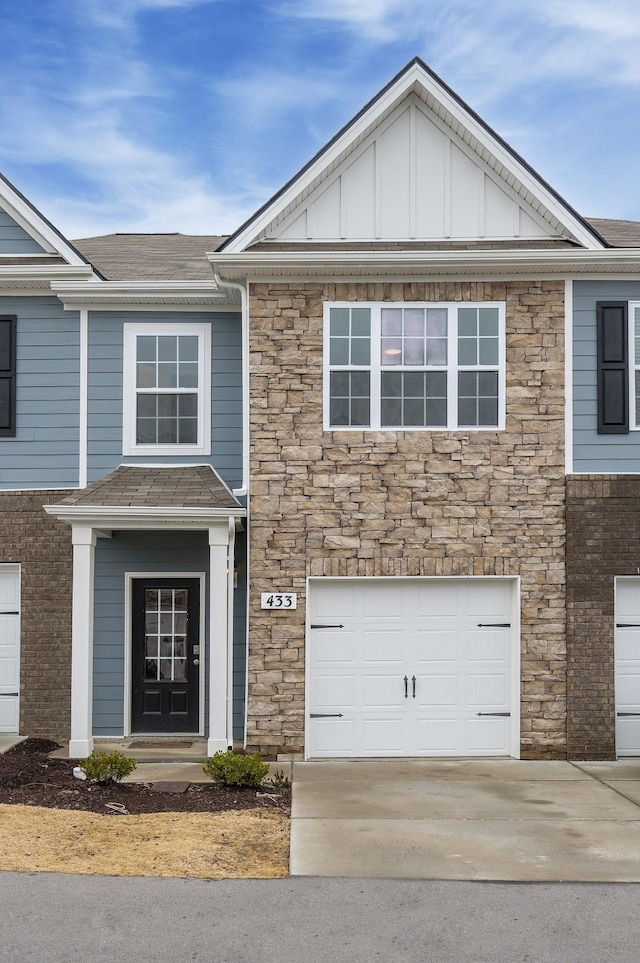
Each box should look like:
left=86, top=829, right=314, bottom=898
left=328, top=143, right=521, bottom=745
left=415, top=718, right=458, bottom=752
left=309, top=578, right=515, bottom=758
left=362, top=674, right=405, bottom=708
left=467, top=717, right=509, bottom=752
left=465, top=672, right=507, bottom=707
left=617, top=632, right=640, bottom=662
left=314, top=675, right=355, bottom=708
left=362, top=630, right=404, bottom=663
left=0, top=567, right=19, bottom=733
left=417, top=674, right=457, bottom=706
left=616, top=580, right=640, bottom=755
left=361, top=585, right=406, bottom=620
left=617, top=674, right=640, bottom=705
left=315, top=631, right=356, bottom=663
left=361, top=718, right=405, bottom=752
left=416, top=630, right=457, bottom=662
left=463, top=629, right=508, bottom=662
left=313, top=583, right=357, bottom=619
left=314, top=719, right=356, bottom=754
left=417, top=582, right=459, bottom=618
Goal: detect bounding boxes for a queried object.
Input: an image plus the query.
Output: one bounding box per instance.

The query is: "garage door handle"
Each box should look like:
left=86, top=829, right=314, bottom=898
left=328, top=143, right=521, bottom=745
left=311, top=624, right=344, bottom=629
left=310, top=713, right=344, bottom=718
left=404, top=675, right=408, bottom=698
left=0, top=693, right=18, bottom=697
left=616, top=624, right=640, bottom=628
left=412, top=675, right=416, bottom=698
left=476, top=712, right=511, bottom=717
left=477, top=623, right=510, bottom=628
left=617, top=712, right=640, bottom=717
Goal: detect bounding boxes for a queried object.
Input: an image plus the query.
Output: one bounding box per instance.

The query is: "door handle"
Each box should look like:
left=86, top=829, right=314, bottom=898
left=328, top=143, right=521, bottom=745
left=193, top=659, right=200, bottom=666
left=412, top=675, right=416, bottom=698
left=404, top=675, right=408, bottom=699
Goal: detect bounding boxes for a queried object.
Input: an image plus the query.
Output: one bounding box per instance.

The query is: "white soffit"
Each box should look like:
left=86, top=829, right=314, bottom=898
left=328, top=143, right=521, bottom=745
left=221, top=60, right=604, bottom=254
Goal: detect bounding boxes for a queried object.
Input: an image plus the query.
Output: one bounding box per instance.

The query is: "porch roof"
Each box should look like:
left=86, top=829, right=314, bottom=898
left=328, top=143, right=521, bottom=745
left=45, top=465, right=245, bottom=528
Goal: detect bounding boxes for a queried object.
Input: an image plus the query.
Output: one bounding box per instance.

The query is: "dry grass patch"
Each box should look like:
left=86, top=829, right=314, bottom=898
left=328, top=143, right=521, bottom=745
left=0, top=804, right=289, bottom=879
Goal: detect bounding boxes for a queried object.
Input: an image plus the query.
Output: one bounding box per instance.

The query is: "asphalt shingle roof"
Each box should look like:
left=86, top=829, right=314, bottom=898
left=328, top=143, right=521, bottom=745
left=57, top=465, right=240, bottom=509
left=72, top=233, right=228, bottom=281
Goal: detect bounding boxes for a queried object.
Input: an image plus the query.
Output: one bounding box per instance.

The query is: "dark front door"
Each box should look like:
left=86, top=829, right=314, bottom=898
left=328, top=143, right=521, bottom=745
left=131, top=578, right=200, bottom=733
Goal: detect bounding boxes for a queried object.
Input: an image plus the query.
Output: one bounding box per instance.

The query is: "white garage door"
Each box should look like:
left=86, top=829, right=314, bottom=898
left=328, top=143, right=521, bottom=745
left=308, top=578, right=516, bottom=758
left=615, top=578, right=640, bottom=756
left=0, top=565, right=20, bottom=733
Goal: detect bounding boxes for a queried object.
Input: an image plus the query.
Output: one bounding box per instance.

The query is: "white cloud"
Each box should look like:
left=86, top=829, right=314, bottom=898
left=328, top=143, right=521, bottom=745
left=82, top=0, right=223, bottom=30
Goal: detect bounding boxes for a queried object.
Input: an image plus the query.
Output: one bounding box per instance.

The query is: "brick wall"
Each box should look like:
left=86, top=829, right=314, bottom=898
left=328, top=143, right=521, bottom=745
left=248, top=280, right=566, bottom=758
left=0, top=492, right=72, bottom=740
left=566, top=475, right=640, bottom=759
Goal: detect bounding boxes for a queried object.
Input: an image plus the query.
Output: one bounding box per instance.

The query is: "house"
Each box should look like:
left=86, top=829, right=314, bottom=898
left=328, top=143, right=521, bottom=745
left=1, top=58, right=640, bottom=761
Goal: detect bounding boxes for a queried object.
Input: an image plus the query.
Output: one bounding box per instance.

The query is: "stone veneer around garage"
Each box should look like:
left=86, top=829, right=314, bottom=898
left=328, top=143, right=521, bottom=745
left=246, top=280, right=567, bottom=759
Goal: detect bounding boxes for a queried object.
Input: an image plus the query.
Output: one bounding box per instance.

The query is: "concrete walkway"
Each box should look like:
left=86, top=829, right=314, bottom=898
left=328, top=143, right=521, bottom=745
left=290, top=758, right=640, bottom=881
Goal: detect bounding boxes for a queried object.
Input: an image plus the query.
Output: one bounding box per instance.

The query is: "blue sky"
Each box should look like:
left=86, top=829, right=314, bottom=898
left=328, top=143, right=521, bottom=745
left=1, top=0, right=639, bottom=239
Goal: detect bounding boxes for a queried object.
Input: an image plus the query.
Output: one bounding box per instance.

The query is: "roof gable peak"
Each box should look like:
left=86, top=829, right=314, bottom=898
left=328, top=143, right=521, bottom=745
left=220, top=57, right=605, bottom=254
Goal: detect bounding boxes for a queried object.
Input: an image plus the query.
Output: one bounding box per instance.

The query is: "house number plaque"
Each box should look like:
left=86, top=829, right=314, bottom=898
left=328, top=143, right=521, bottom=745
left=261, top=593, right=297, bottom=610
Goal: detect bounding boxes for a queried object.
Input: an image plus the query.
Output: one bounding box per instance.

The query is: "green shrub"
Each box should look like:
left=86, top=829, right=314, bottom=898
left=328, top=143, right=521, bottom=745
left=267, top=768, right=291, bottom=789
left=203, top=750, right=269, bottom=788
left=80, top=750, right=137, bottom=784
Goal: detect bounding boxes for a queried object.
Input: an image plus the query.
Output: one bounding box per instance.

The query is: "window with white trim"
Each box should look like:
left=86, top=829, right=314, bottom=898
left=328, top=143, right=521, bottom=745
left=324, top=302, right=505, bottom=430
left=123, top=323, right=211, bottom=456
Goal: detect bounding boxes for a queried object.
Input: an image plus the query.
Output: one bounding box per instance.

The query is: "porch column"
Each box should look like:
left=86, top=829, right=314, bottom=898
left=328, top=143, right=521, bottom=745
left=68, top=524, right=96, bottom=758
left=208, top=523, right=231, bottom=754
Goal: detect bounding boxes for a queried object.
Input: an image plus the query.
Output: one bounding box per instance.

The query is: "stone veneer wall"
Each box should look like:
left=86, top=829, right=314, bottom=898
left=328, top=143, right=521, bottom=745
left=248, top=280, right=566, bottom=758
left=566, top=475, right=640, bottom=760
left=0, top=492, right=72, bottom=740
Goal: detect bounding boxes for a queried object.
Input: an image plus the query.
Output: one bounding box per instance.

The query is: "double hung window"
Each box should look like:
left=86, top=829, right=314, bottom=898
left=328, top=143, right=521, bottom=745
left=123, top=323, right=211, bottom=455
left=324, top=302, right=505, bottom=430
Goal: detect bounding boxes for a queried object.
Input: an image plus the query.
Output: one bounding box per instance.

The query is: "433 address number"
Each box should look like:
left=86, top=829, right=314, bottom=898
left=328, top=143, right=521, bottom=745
left=261, top=592, right=297, bottom=610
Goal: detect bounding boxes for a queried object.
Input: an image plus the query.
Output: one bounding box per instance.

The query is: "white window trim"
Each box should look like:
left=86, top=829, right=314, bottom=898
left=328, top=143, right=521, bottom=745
left=630, top=301, right=640, bottom=431
left=323, top=301, right=506, bottom=431
left=123, top=322, right=211, bottom=456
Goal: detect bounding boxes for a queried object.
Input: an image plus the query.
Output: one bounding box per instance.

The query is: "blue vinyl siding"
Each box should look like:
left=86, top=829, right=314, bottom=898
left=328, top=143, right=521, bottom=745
left=92, top=529, right=247, bottom=740
left=573, top=280, right=640, bottom=472
left=87, top=310, right=242, bottom=489
left=0, top=296, right=80, bottom=488
left=0, top=207, right=47, bottom=254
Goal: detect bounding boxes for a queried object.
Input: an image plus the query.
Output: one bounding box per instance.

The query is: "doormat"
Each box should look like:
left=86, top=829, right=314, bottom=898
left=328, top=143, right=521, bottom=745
left=128, top=741, right=193, bottom=749
left=149, top=781, right=191, bottom=794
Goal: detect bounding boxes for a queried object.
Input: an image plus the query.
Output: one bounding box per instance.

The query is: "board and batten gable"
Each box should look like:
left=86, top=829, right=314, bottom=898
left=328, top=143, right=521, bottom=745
left=0, top=206, right=48, bottom=255
left=573, top=281, right=640, bottom=473
left=0, top=295, right=80, bottom=489
left=270, top=95, right=556, bottom=243
left=87, top=309, right=243, bottom=490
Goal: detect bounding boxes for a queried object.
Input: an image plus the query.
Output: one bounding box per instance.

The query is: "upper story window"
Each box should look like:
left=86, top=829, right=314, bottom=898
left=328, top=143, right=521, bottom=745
left=0, top=316, right=16, bottom=438
left=123, top=323, right=211, bottom=456
left=324, top=302, right=505, bottom=431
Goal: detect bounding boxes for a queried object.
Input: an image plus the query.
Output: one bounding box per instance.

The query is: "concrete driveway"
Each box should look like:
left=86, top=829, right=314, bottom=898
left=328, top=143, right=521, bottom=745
left=290, top=758, right=640, bottom=881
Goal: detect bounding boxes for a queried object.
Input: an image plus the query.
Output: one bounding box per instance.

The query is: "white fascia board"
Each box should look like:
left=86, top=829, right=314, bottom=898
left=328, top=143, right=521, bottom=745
left=51, top=279, right=232, bottom=308
left=0, top=264, right=94, bottom=281
left=221, top=60, right=604, bottom=254
left=44, top=504, right=247, bottom=528
left=212, top=247, right=640, bottom=280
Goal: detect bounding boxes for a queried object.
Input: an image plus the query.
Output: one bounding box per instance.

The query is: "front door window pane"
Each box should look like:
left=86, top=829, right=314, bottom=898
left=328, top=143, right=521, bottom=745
left=143, top=588, right=191, bottom=682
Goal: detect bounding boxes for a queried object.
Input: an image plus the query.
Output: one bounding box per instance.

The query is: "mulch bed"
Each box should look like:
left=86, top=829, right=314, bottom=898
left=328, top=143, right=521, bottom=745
left=0, top=739, right=290, bottom=816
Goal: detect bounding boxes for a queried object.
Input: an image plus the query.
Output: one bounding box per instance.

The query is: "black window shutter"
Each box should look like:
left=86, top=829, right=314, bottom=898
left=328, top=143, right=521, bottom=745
left=597, top=301, right=629, bottom=434
left=0, top=317, right=16, bottom=437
